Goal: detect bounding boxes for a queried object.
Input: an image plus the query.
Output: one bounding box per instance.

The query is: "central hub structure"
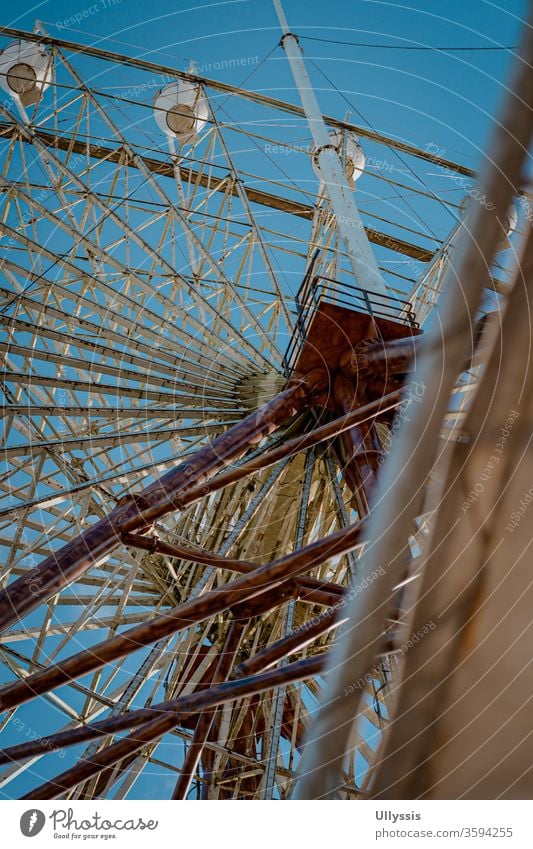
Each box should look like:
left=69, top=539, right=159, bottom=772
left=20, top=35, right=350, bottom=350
left=284, top=275, right=421, bottom=511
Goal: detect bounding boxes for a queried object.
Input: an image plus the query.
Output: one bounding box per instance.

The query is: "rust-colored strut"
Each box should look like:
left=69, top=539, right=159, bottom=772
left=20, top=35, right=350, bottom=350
left=0, top=382, right=401, bottom=637
left=0, top=516, right=365, bottom=711
left=171, top=620, right=246, bottom=800
left=20, top=655, right=326, bottom=800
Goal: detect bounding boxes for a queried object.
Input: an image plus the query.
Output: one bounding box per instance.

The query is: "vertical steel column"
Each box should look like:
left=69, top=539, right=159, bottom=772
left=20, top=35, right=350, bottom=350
left=191, top=459, right=292, bottom=597
left=324, top=454, right=359, bottom=578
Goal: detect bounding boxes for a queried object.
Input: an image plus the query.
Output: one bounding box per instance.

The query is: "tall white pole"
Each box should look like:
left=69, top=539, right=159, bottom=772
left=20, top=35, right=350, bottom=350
left=273, top=0, right=387, bottom=295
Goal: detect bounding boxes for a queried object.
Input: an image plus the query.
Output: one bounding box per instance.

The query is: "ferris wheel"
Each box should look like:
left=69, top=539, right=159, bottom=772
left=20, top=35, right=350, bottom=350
left=0, top=5, right=526, bottom=803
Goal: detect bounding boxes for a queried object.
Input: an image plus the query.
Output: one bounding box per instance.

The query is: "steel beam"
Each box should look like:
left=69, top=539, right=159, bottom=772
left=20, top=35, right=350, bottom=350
left=0, top=28, right=475, bottom=177
left=171, top=620, right=244, bottom=799
left=273, top=0, right=386, bottom=294
left=0, top=122, right=435, bottom=262
left=18, top=655, right=326, bottom=800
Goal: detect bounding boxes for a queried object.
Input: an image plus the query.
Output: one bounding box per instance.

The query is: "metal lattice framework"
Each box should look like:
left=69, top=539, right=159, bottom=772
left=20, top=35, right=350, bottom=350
left=0, top=19, right=524, bottom=801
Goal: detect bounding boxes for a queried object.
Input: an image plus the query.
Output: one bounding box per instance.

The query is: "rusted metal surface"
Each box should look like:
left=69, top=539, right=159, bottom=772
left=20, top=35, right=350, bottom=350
left=338, top=331, right=485, bottom=381
left=235, top=606, right=342, bottom=677
left=124, top=534, right=344, bottom=607
left=339, top=335, right=421, bottom=379
left=334, top=373, right=379, bottom=510
left=175, top=389, right=402, bottom=504
left=291, top=302, right=421, bottom=408
left=0, top=655, right=326, bottom=769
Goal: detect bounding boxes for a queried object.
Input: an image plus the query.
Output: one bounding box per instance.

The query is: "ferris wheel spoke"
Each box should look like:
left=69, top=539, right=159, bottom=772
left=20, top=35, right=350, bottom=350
left=0, top=378, right=313, bottom=629
left=0, top=511, right=364, bottom=716
left=0, top=421, right=231, bottom=460
left=0, top=226, right=255, bottom=379
left=0, top=314, right=238, bottom=390
left=12, top=653, right=324, bottom=800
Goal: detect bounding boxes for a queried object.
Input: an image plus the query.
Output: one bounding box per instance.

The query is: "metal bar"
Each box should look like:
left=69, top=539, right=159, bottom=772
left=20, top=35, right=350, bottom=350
left=74, top=639, right=172, bottom=799
left=181, top=390, right=402, bottom=504
left=19, top=655, right=327, bottom=799
left=340, top=335, right=421, bottom=378
left=261, top=448, right=315, bottom=798
left=123, top=533, right=342, bottom=606
left=47, top=57, right=278, bottom=370
left=171, top=620, right=244, bottom=799
left=0, top=392, right=397, bottom=527
left=334, top=373, right=378, bottom=511
left=1, top=405, right=230, bottom=420
left=339, top=329, right=485, bottom=379
left=0, top=29, right=475, bottom=176
left=0, top=341, right=237, bottom=402
left=273, top=0, right=386, bottom=294
left=0, top=424, right=229, bottom=460
left=0, top=122, right=434, bottom=262
left=235, top=607, right=342, bottom=679
left=189, top=459, right=292, bottom=599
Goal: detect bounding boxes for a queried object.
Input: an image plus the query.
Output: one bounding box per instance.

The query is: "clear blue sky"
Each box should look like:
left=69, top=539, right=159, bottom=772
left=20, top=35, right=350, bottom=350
left=1, top=0, right=528, bottom=166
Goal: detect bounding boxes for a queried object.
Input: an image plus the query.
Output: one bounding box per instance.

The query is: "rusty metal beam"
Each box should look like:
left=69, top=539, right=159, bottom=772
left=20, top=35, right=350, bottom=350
left=339, top=318, right=491, bottom=381
left=334, top=373, right=381, bottom=511
left=0, top=653, right=325, bottom=773
left=179, top=390, right=402, bottom=505
left=0, top=384, right=394, bottom=632
left=340, top=336, right=420, bottom=379
left=123, top=534, right=345, bottom=606
left=235, top=606, right=342, bottom=678
left=171, top=620, right=245, bottom=800
left=0, top=516, right=363, bottom=712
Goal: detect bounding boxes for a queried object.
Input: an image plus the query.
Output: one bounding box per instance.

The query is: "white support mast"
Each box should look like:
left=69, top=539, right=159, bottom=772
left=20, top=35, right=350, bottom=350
left=273, top=0, right=387, bottom=295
